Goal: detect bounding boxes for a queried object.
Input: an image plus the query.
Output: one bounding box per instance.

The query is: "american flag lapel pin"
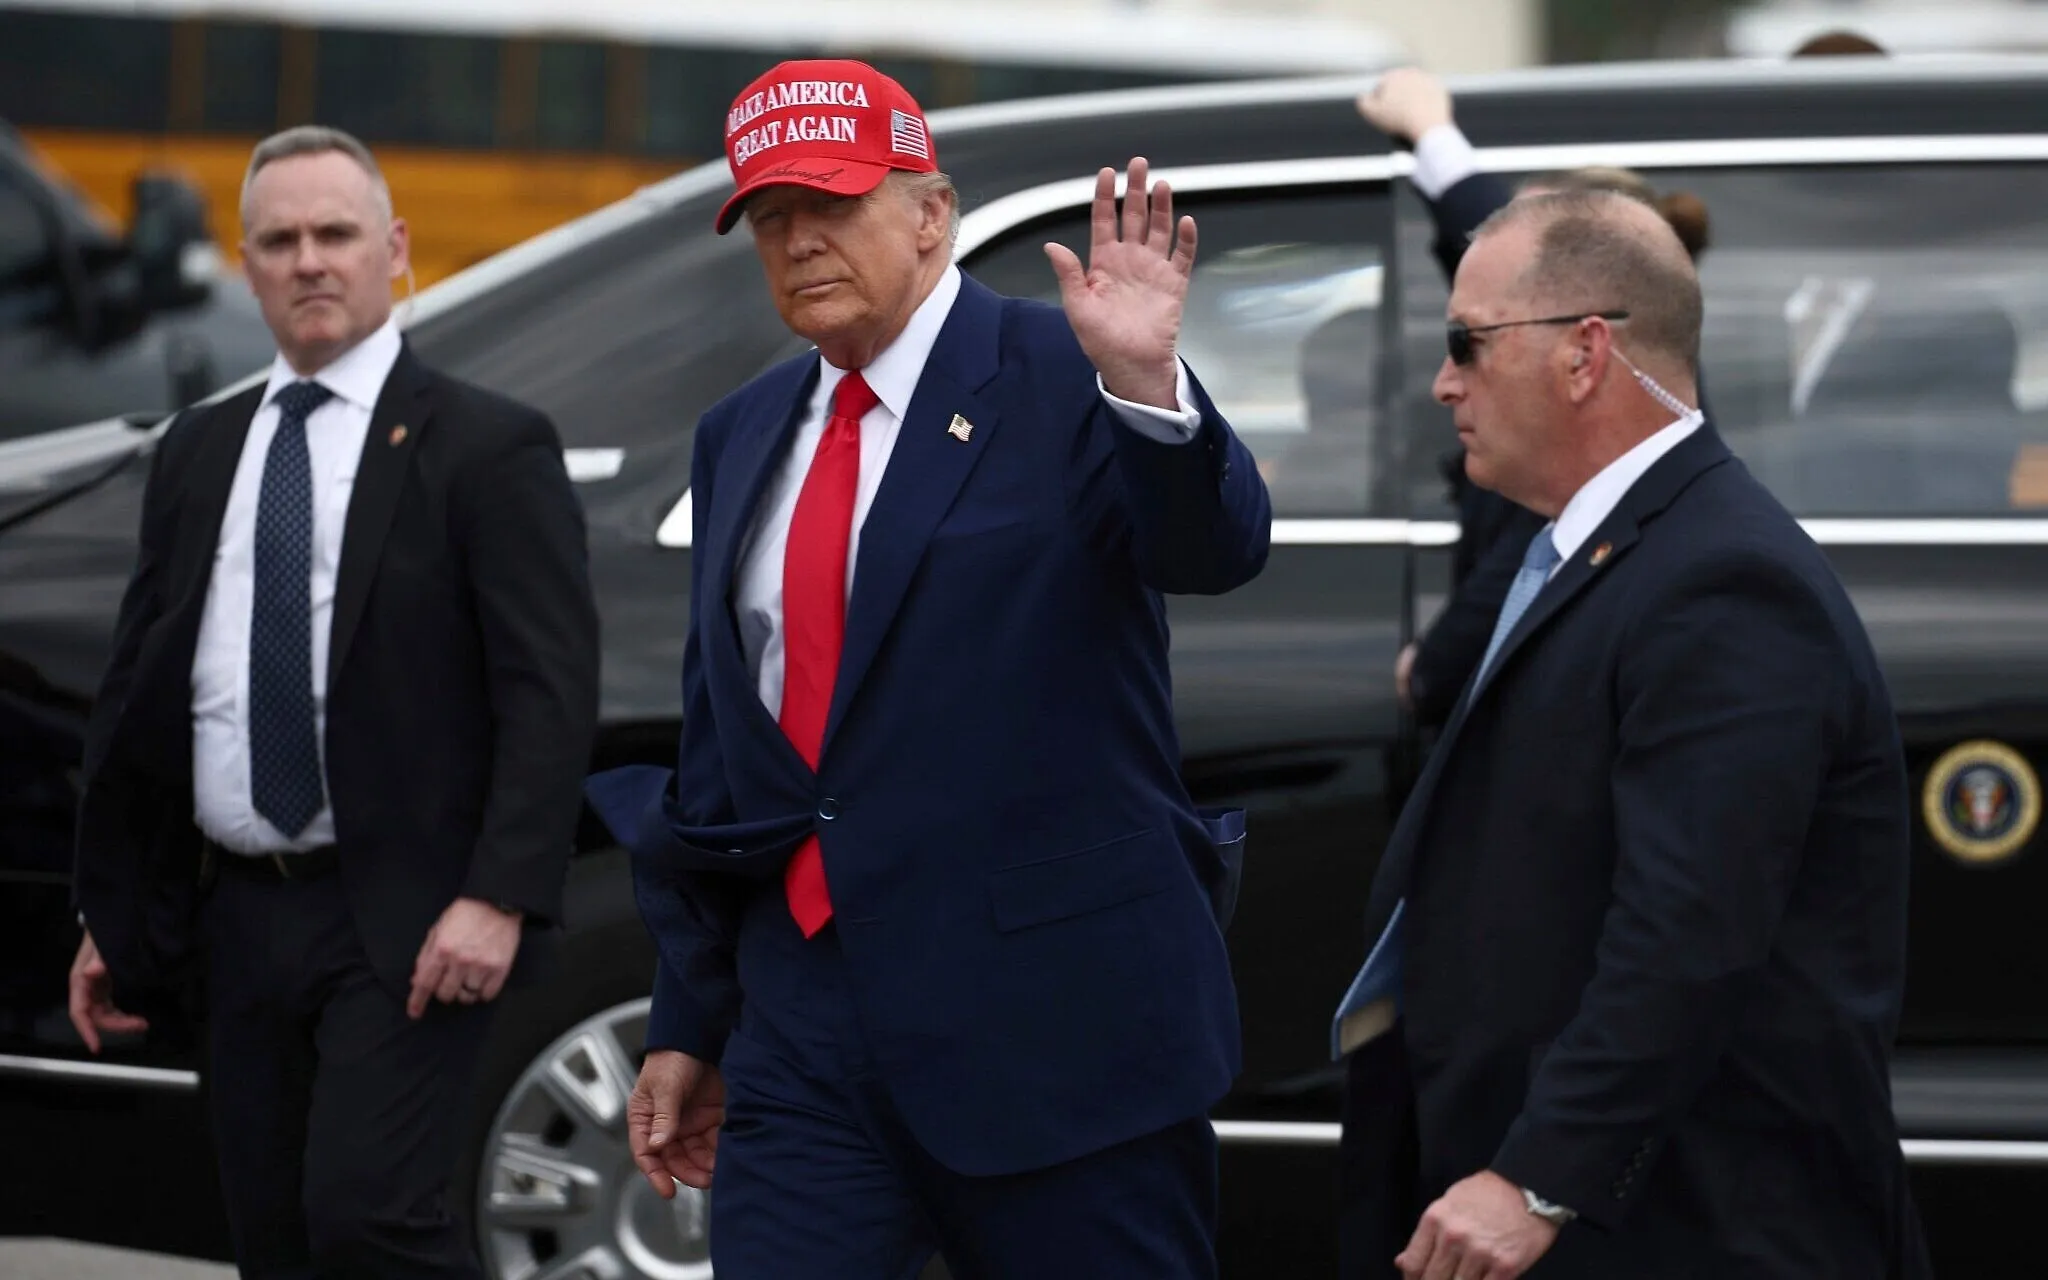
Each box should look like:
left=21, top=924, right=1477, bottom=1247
left=947, top=414, right=973, bottom=443
left=1590, top=541, right=1613, bottom=567
left=389, top=424, right=408, bottom=447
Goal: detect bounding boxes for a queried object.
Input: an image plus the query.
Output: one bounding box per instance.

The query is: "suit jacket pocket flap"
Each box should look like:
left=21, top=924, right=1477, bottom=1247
left=988, top=828, right=1179, bottom=933
left=1198, top=805, right=1247, bottom=931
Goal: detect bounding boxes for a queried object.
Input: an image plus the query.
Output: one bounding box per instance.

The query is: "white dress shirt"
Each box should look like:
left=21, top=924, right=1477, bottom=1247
left=1411, top=123, right=1483, bottom=202
left=1545, top=408, right=1706, bottom=577
left=191, top=318, right=403, bottom=854
left=734, top=264, right=1202, bottom=718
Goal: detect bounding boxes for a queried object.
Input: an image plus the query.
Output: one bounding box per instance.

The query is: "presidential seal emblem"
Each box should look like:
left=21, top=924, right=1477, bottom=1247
left=1923, top=740, right=2040, bottom=866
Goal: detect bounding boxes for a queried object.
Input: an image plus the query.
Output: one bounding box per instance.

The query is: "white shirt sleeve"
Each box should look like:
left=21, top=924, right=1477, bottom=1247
left=1096, top=358, right=1201, bottom=444
left=1411, top=123, right=1482, bottom=201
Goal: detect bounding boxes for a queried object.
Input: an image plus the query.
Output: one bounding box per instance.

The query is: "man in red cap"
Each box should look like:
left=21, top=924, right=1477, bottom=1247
left=587, top=58, right=1271, bottom=1276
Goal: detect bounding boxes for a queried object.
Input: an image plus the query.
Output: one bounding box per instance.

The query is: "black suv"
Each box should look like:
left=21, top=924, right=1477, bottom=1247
left=3, top=55, right=2047, bottom=1277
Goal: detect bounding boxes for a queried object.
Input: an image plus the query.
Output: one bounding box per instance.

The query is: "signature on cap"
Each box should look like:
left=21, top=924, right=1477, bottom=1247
left=760, top=163, right=848, bottom=184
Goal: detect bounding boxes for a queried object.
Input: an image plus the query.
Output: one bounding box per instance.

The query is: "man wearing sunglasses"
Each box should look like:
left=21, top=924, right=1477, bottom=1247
left=1333, top=190, right=1926, bottom=1280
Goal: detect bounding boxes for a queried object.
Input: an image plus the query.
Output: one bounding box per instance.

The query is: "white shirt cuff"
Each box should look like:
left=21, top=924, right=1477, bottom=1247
left=1098, top=360, right=1200, bottom=444
left=1411, top=123, right=1481, bottom=201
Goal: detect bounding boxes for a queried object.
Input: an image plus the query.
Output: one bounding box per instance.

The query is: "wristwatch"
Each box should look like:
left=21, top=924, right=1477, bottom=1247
left=1522, top=1187, right=1577, bottom=1227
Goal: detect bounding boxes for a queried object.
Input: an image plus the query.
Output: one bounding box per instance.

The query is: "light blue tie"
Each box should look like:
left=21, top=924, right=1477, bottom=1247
left=1472, top=524, right=1560, bottom=689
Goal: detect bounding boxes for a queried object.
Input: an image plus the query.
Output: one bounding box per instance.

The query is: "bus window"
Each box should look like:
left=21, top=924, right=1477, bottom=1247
left=202, top=23, right=282, bottom=135
left=644, top=47, right=767, bottom=158
left=0, top=10, right=169, bottom=132
left=535, top=41, right=608, bottom=152
left=316, top=29, right=499, bottom=148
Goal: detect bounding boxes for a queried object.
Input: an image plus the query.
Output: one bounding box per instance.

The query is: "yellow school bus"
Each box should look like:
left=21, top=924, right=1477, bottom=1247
left=1, top=0, right=1402, bottom=286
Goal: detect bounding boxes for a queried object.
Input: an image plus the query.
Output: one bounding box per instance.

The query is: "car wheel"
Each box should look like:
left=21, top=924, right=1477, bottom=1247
left=451, top=847, right=711, bottom=1280
left=471, top=991, right=711, bottom=1279
left=451, top=855, right=948, bottom=1280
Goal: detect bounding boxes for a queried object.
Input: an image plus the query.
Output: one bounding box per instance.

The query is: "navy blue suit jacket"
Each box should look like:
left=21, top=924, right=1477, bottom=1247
left=1356, top=426, right=1928, bottom=1278
left=588, top=274, right=1271, bottom=1177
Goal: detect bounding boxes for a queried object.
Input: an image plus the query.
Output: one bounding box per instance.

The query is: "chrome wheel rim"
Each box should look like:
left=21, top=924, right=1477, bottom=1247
left=476, top=997, right=713, bottom=1279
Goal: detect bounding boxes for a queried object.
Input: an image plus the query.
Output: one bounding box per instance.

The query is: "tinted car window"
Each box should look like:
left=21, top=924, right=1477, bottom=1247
left=965, top=187, right=1400, bottom=518
left=1392, top=185, right=1467, bottom=521
left=1664, top=163, right=2048, bottom=518
left=1398, top=162, right=2048, bottom=519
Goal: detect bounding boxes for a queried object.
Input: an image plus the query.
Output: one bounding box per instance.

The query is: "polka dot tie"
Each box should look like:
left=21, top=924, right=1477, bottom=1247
left=248, top=379, right=333, bottom=838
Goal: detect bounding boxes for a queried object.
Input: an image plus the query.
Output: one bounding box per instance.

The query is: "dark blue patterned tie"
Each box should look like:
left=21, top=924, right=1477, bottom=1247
left=249, top=379, right=333, bottom=838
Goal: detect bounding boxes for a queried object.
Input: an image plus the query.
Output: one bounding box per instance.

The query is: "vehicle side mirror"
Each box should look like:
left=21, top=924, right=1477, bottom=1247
left=164, top=331, right=217, bottom=409
left=127, top=170, right=213, bottom=312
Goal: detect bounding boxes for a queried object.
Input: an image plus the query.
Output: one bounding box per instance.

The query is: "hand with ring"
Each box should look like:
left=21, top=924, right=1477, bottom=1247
left=406, top=897, right=524, bottom=1018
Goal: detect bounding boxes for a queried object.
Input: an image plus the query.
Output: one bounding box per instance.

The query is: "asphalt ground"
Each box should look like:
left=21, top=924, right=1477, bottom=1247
left=0, top=1241, right=233, bottom=1278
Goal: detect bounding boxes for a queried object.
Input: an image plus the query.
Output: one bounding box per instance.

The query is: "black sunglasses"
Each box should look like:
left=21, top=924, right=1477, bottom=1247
left=1446, top=310, right=1630, bottom=365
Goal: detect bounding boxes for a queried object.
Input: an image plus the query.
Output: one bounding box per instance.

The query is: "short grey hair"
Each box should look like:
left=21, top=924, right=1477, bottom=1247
left=891, top=170, right=961, bottom=247
left=240, top=126, right=393, bottom=228
left=1475, top=189, right=1703, bottom=371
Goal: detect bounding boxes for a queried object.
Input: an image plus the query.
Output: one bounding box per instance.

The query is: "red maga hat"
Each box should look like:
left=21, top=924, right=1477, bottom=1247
left=716, top=59, right=938, bottom=234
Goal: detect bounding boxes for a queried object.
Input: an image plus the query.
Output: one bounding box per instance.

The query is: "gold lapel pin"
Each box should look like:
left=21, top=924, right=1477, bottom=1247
left=389, top=424, right=408, bottom=447
left=947, top=414, right=973, bottom=443
left=1590, top=541, right=1613, bottom=566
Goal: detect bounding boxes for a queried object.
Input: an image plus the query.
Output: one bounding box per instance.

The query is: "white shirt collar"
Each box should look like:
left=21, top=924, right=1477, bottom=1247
left=1548, top=409, right=1706, bottom=568
left=262, top=316, right=404, bottom=413
left=816, top=264, right=962, bottom=420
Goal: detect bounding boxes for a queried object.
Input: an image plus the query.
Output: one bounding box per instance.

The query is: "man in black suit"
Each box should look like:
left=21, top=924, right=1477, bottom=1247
left=1359, top=69, right=1715, bottom=732
left=66, top=126, right=600, bottom=1279
left=1333, top=190, right=1927, bottom=1278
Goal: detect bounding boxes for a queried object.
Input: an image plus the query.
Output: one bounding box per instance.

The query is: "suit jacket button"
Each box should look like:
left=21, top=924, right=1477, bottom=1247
left=818, top=798, right=840, bottom=821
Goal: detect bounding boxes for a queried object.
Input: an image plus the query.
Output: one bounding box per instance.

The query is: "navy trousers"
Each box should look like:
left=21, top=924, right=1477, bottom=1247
left=201, top=863, right=494, bottom=1279
left=710, top=896, right=1220, bottom=1278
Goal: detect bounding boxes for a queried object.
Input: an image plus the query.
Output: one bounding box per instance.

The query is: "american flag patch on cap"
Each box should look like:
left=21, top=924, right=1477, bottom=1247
left=890, top=109, right=930, bottom=160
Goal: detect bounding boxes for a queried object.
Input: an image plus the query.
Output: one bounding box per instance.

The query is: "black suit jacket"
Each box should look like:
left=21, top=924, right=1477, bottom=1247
left=1358, top=425, right=1928, bottom=1278
left=1408, top=173, right=1714, bottom=727
left=74, top=344, right=600, bottom=1022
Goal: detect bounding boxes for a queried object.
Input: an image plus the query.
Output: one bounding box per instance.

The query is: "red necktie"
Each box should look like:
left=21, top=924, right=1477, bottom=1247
left=780, top=370, right=879, bottom=937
